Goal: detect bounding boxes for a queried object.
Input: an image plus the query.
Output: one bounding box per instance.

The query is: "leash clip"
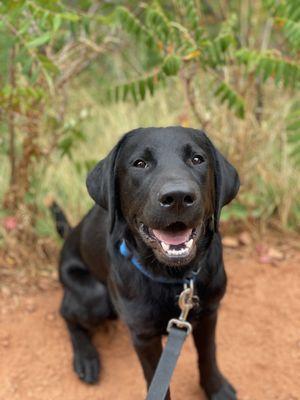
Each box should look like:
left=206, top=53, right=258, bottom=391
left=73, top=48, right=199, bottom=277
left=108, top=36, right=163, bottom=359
left=167, top=279, right=198, bottom=334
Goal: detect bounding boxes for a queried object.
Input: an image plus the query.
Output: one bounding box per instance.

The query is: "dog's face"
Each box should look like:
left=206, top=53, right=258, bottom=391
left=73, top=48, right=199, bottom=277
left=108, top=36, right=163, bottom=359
left=117, top=128, right=215, bottom=266
left=86, top=127, right=239, bottom=268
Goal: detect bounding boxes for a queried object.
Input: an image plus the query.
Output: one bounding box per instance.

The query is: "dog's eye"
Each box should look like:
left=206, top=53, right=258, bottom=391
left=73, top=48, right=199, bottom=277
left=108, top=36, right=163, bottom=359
left=191, top=155, right=204, bottom=165
left=133, top=159, right=148, bottom=168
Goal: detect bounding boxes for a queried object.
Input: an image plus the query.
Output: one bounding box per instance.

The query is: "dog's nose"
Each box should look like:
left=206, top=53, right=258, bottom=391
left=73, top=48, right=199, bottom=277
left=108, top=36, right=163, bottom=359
left=158, top=184, right=197, bottom=210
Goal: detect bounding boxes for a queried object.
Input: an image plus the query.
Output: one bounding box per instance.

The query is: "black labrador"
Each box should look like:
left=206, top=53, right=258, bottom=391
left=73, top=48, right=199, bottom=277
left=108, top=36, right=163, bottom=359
left=53, top=126, right=240, bottom=399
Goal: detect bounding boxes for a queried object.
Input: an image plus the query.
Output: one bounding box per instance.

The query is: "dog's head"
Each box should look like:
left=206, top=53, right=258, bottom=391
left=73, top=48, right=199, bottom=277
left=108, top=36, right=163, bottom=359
left=87, top=127, right=239, bottom=268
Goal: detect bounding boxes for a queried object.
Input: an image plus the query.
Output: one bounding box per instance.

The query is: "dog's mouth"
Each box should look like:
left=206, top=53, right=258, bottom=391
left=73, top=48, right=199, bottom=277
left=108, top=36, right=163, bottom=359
left=139, top=221, right=200, bottom=266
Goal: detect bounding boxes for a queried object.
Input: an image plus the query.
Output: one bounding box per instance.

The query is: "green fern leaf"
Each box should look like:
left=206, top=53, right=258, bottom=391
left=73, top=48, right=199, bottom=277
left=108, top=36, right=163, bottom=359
left=108, top=69, right=168, bottom=105
left=138, top=80, right=146, bottom=100
left=202, top=33, right=234, bottom=67
left=176, top=0, right=203, bottom=43
left=162, top=54, right=182, bottom=76
left=145, top=7, right=171, bottom=42
left=286, top=100, right=300, bottom=167
left=214, top=81, right=245, bottom=118
left=285, top=0, right=300, bottom=22
left=114, top=6, right=156, bottom=49
left=277, top=18, right=300, bottom=50
left=147, top=76, right=155, bottom=96
left=236, top=49, right=300, bottom=88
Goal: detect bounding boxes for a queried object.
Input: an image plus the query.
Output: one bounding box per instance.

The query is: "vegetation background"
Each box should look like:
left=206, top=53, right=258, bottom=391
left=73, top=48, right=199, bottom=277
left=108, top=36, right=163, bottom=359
left=0, top=0, right=299, bottom=245
left=0, top=3, right=299, bottom=399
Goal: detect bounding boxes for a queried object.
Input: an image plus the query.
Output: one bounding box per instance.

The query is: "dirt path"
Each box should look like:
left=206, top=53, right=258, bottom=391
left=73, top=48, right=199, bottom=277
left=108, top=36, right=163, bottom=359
left=0, top=249, right=299, bottom=400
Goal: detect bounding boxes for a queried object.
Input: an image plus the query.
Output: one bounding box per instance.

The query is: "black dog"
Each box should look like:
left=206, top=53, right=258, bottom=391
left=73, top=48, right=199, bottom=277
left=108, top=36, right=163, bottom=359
left=53, top=127, right=240, bottom=399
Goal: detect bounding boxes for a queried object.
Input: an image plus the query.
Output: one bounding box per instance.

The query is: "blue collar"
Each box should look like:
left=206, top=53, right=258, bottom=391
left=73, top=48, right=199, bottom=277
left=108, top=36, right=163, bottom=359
left=119, top=240, right=195, bottom=285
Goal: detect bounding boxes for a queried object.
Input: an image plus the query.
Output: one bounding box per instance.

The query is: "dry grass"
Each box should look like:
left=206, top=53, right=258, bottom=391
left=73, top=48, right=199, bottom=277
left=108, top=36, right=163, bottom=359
left=0, top=78, right=299, bottom=237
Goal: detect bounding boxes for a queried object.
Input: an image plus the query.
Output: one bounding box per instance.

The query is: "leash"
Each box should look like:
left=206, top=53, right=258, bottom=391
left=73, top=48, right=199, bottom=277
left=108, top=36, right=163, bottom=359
left=118, top=240, right=200, bottom=399
left=146, top=279, right=198, bottom=400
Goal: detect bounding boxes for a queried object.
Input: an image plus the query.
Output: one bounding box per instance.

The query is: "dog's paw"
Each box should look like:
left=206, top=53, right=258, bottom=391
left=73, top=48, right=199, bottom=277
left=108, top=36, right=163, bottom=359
left=73, top=349, right=100, bottom=384
left=206, top=379, right=237, bottom=400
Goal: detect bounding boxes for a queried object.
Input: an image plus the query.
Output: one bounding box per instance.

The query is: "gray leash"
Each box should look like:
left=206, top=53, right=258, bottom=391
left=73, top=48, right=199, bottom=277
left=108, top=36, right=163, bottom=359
left=146, top=279, right=198, bottom=400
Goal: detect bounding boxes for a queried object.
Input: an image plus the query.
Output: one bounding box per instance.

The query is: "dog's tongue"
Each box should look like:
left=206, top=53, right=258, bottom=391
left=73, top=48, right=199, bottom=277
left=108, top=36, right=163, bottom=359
left=152, top=228, right=192, bottom=246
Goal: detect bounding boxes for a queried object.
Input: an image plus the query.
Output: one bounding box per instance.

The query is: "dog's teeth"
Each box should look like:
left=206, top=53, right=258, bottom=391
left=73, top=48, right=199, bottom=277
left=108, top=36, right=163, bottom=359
left=161, top=242, right=170, bottom=252
left=167, top=247, right=189, bottom=256
left=186, top=239, right=193, bottom=249
left=161, top=240, right=194, bottom=257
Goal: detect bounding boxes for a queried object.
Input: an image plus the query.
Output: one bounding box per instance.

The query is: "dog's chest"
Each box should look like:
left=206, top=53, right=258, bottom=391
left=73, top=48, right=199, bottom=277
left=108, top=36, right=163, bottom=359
left=109, top=276, right=202, bottom=335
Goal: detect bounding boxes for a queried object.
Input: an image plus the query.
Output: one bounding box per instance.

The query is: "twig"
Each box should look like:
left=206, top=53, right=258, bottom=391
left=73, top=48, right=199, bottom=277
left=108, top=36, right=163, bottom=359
left=182, top=70, right=209, bottom=129
left=8, top=45, right=16, bottom=185
left=255, top=17, right=274, bottom=123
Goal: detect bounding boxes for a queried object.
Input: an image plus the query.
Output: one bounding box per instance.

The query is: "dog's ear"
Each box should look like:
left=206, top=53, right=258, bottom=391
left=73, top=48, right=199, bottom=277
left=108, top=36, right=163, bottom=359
left=86, top=137, right=125, bottom=233
left=214, top=145, right=240, bottom=208
left=201, top=132, right=240, bottom=231
left=212, top=147, right=240, bottom=231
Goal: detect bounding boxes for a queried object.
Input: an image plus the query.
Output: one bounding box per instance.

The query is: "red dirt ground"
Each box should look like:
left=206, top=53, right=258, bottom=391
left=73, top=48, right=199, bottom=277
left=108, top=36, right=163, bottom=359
left=0, top=243, right=299, bottom=400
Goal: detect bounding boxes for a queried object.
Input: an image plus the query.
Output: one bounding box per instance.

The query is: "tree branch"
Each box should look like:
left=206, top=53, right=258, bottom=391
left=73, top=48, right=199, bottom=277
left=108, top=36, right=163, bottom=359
left=182, top=70, right=209, bottom=129
left=8, top=45, right=16, bottom=186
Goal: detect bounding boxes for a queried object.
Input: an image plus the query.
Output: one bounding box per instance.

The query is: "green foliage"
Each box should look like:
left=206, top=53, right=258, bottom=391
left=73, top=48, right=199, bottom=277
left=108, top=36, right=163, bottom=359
left=214, top=81, right=245, bottom=118
left=286, top=100, right=300, bottom=166
left=110, top=1, right=244, bottom=117
left=0, top=0, right=112, bottom=210
left=115, top=6, right=156, bottom=48
left=281, top=18, right=300, bottom=50
left=0, top=0, right=299, bottom=232
left=162, top=54, right=182, bottom=76
left=264, top=0, right=300, bottom=52
left=236, top=49, right=300, bottom=88
left=221, top=202, right=248, bottom=222
left=108, top=0, right=299, bottom=122
left=145, top=7, right=171, bottom=42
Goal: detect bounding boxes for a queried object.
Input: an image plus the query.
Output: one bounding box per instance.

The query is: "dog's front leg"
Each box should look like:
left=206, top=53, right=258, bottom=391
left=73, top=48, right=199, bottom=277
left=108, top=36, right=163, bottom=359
left=131, top=332, right=171, bottom=400
left=193, top=309, right=237, bottom=400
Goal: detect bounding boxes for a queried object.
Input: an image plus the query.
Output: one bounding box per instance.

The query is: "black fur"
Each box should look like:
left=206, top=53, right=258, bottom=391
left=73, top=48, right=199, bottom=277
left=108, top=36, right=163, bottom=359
left=55, top=127, right=240, bottom=399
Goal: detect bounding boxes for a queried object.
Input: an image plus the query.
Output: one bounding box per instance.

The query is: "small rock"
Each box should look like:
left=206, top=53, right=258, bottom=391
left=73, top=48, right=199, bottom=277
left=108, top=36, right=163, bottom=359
left=238, top=231, right=252, bottom=246
left=20, top=276, right=29, bottom=284
left=1, top=286, right=11, bottom=297
left=2, top=339, right=10, bottom=348
left=50, top=270, right=58, bottom=280
left=5, top=256, right=15, bottom=266
left=222, top=236, right=239, bottom=248
left=25, top=300, right=37, bottom=313
left=37, top=278, right=50, bottom=291
left=268, top=247, right=285, bottom=261
left=1, top=334, right=10, bottom=348
left=45, top=312, right=56, bottom=322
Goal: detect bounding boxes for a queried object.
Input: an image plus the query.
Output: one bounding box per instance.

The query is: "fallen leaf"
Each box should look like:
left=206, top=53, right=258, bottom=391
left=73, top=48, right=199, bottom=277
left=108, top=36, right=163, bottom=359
left=238, top=231, right=252, bottom=246
left=25, top=300, right=37, bottom=313
left=222, top=236, right=239, bottom=248
left=268, top=247, right=285, bottom=261
left=258, top=255, right=272, bottom=264
left=3, top=216, right=18, bottom=231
